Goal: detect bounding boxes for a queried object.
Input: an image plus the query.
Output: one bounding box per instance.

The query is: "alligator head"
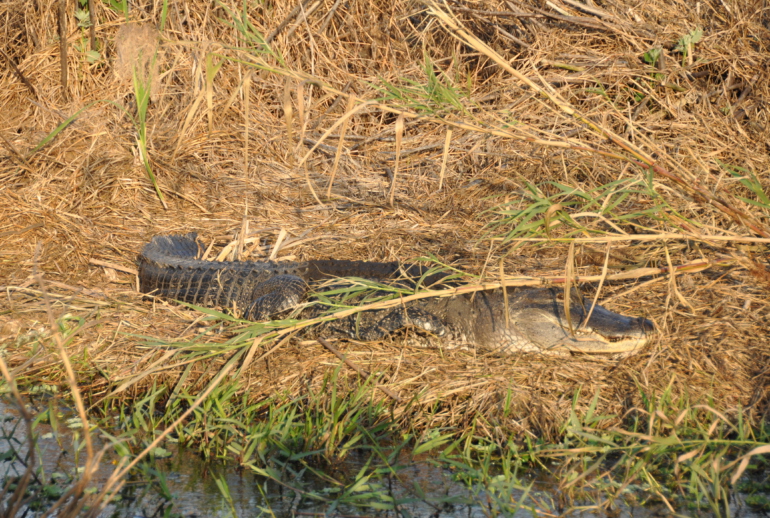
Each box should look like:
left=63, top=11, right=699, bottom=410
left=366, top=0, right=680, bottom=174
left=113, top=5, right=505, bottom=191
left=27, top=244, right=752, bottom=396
left=454, top=287, right=655, bottom=356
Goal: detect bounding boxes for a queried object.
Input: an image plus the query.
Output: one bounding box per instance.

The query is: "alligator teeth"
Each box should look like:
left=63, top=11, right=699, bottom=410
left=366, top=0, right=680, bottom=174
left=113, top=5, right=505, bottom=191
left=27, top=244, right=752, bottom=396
left=607, top=336, right=634, bottom=343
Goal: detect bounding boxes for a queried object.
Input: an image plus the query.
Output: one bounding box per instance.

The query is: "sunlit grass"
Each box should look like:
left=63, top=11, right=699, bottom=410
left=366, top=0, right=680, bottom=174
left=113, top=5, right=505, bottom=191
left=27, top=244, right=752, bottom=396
left=484, top=176, right=684, bottom=246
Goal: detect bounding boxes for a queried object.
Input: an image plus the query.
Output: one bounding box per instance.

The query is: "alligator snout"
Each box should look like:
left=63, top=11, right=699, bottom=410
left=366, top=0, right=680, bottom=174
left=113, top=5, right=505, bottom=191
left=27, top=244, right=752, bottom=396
left=638, top=317, right=655, bottom=335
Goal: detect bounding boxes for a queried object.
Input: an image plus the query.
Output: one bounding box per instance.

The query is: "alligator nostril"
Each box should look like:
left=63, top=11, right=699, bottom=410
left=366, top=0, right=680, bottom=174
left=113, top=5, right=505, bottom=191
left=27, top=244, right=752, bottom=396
left=639, top=317, right=655, bottom=334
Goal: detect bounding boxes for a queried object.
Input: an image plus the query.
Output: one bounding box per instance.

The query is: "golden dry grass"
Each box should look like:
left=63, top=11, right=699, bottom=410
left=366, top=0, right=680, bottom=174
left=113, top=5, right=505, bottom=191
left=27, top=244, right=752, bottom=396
left=1, top=0, right=769, bottom=442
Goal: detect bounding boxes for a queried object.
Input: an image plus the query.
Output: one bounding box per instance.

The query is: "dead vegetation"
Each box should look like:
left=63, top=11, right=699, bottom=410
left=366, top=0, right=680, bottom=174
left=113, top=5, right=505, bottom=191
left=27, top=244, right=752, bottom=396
left=1, top=0, right=770, bottom=448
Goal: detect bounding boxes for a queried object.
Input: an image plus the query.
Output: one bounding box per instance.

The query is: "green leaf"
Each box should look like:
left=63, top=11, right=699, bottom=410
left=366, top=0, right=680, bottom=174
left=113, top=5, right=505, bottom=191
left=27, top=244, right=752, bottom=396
left=413, top=431, right=454, bottom=455
left=643, top=48, right=661, bottom=66
left=43, top=485, right=65, bottom=498
left=152, top=446, right=172, bottom=458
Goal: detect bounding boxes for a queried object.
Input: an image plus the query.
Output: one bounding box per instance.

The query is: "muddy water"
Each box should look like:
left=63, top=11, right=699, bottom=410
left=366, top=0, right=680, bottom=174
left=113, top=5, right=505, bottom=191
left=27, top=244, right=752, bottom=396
left=0, top=398, right=765, bottom=517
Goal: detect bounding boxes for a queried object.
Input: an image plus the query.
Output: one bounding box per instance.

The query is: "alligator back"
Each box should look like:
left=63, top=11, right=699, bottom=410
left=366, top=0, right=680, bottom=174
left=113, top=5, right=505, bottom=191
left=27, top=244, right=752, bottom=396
left=137, top=233, right=429, bottom=318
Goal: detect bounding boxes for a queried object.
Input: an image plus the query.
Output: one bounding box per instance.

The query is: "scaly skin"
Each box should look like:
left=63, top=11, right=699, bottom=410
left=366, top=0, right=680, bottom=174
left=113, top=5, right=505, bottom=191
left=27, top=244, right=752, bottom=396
left=138, top=233, right=654, bottom=355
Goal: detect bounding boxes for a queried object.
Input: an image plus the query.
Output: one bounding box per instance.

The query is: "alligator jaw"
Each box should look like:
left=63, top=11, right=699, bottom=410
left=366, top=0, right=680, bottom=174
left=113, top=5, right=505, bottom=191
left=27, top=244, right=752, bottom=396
left=561, top=310, right=655, bottom=355
left=507, top=289, right=656, bottom=356
left=544, top=328, right=652, bottom=356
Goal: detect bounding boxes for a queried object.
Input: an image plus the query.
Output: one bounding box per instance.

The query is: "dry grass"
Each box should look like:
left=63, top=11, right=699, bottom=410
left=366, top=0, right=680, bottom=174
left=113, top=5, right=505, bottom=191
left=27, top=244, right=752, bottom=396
left=1, top=0, right=769, bottom=446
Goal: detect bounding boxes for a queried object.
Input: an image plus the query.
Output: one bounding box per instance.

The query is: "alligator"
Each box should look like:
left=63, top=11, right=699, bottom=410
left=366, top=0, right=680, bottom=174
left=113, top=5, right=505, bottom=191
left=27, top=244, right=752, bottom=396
left=138, top=233, right=654, bottom=356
